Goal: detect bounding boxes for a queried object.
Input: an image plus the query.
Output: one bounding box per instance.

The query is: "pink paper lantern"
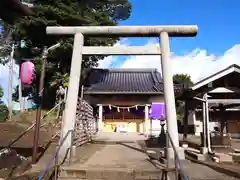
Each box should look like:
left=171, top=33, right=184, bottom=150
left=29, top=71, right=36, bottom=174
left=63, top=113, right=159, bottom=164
left=20, top=61, right=35, bottom=86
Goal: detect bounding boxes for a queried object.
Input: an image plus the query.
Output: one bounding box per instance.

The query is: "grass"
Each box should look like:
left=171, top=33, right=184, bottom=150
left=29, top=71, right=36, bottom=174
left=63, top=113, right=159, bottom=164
left=0, top=106, right=60, bottom=128
left=0, top=105, right=8, bottom=122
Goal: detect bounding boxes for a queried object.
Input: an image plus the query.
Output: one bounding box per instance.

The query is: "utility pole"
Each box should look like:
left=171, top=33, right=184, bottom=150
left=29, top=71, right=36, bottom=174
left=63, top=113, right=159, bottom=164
left=19, top=41, right=25, bottom=112
left=32, top=43, right=61, bottom=164
left=8, top=43, right=14, bottom=120
left=32, top=46, right=47, bottom=164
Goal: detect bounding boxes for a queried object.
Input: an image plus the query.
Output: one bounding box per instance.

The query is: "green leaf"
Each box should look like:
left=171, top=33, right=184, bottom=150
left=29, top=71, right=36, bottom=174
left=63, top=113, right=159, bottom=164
left=0, top=87, right=3, bottom=98
left=3, top=0, right=132, bottom=105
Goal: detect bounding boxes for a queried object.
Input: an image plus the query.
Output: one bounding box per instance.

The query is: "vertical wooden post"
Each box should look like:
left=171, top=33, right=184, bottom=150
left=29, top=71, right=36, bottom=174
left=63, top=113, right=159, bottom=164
left=200, top=97, right=208, bottom=154
left=144, top=105, right=149, bottom=135
left=32, top=46, right=47, bottom=164
left=98, top=104, right=103, bottom=131
left=183, top=101, right=188, bottom=140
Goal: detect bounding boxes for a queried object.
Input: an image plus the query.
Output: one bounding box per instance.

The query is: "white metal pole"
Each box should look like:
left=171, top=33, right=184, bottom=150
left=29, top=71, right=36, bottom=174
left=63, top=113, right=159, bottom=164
left=8, top=44, right=14, bottom=120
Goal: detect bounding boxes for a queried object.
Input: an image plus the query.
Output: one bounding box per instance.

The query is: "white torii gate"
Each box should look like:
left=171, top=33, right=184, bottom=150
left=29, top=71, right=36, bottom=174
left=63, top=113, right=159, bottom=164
left=46, top=25, right=198, bottom=161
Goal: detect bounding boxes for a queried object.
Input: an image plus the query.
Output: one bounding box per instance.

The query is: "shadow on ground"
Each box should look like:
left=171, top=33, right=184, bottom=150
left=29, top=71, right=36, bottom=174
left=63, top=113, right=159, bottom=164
left=0, top=138, right=56, bottom=179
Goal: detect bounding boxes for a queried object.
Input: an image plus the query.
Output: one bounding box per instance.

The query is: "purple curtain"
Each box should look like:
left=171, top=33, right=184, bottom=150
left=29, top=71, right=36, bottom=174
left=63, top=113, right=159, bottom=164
left=149, top=103, right=165, bottom=119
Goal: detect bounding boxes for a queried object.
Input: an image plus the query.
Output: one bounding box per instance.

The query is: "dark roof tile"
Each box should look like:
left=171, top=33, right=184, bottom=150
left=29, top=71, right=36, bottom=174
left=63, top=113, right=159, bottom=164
left=84, top=68, right=164, bottom=94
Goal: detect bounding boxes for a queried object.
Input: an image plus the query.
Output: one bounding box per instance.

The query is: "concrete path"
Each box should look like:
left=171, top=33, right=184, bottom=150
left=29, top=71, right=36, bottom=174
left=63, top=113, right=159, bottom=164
left=68, top=142, right=159, bottom=171
left=64, top=142, right=240, bottom=180
left=184, top=162, right=239, bottom=180
left=92, top=132, right=147, bottom=142
left=62, top=133, right=240, bottom=179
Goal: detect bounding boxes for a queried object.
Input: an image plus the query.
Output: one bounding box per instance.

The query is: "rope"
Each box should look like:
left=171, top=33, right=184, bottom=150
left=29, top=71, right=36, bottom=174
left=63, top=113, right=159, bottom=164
left=107, top=104, right=147, bottom=109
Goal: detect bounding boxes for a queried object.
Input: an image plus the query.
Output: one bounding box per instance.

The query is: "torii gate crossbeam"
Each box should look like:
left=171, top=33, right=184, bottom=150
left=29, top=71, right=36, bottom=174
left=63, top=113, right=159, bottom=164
left=46, top=25, right=198, bottom=163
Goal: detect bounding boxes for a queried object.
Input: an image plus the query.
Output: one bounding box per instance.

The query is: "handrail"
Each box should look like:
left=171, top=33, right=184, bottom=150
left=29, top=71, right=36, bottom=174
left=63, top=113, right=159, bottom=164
left=37, top=129, right=74, bottom=180
left=166, top=132, right=188, bottom=180
left=7, top=100, right=65, bottom=148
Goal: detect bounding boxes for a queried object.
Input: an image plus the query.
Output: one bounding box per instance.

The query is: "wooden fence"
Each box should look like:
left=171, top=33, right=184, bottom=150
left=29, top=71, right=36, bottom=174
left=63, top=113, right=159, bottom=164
left=73, top=98, right=96, bottom=147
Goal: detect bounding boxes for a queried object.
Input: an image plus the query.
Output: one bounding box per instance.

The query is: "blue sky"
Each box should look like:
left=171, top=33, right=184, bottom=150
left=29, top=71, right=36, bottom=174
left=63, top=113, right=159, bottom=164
left=119, top=0, right=240, bottom=55
left=99, top=0, right=240, bottom=82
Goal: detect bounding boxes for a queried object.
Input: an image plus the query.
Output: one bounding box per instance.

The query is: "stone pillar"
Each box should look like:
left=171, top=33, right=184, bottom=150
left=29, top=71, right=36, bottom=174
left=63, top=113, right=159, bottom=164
left=98, top=104, right=103, bottom=131
left=145, top=105, right=149, bottom=135
left=59, top=33, right=84, bottom=158
left=200, top=98, right=208, bottom=154
left=160, top=32, right=185, bottom=162
left=205, top=95, right=211, bottom=151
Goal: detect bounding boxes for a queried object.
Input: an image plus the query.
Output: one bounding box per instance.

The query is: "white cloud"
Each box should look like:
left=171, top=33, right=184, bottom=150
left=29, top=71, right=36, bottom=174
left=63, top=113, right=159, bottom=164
left=99, top=41, right=240, bottom=83
left=97, top=38, right=129, bottom=68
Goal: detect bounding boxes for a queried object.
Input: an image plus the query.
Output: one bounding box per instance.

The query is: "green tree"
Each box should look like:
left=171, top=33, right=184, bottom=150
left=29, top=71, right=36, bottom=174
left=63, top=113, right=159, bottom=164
left=173, top=74, right=193, bottom=121
left=1, top=0, right=132, bottom=107
left=49, top=72, right=69, bottom=88
left=0, top=29, right=8, bottom=102
left=12, top=85, right=19, bottom=102
left=11, top=0, right=131, bottom=71
left=173, top=74, right=193, bottom=89
left=0, top=26, right=12, bottom=64
left=0, top=90, right=8, bottom=120
left=0, top=86, right=3, bottom=99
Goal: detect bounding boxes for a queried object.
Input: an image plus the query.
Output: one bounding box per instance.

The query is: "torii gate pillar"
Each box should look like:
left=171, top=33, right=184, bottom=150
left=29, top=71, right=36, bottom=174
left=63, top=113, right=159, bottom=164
left=46, top=25, right=198, bottom=164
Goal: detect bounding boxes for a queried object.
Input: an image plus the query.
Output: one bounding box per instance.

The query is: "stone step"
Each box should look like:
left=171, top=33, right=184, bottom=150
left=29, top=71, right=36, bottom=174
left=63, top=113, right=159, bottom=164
left=58, top=167, right=166, bottom=180
left=234, top=149, right=240, bottom=153
left=59, top=176, right=163, bottom=180
left=229, top=152, right=240, bottom=163
left=214, top=153, right=233, bottom=162
left=58, top=173, right=176, bottom=180
left=59, top=176, right=169, bottom=180
left=185, top=149, right=208, bottom=161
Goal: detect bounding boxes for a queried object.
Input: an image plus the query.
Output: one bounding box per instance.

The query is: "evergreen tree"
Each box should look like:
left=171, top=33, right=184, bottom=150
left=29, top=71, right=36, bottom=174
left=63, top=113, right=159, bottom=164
left=173, top=74, right=193, bottom=89
left=0, top=86, right=3, bottom=99
left=12, top=0, right=131, bottom=70
left=173, top=74, right=193, bottom=121
left=1, top=0, right=132, bottom=107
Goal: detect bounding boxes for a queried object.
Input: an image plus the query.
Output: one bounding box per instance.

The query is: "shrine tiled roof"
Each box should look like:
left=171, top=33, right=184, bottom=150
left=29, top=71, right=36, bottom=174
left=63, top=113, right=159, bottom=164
left=84, top=68, right=164, bottom=95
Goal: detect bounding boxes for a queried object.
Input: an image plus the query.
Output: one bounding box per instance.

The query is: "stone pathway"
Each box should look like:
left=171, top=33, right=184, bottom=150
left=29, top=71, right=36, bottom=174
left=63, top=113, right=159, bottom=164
left=71, top=132, right=156, bottom=170
left=68, top=142, right=159, bottom=171
left=184, top=162, right=239, bottom=180
left=62, top=142, right=240, bottom=180
left=93, top=131, right=147, bottom=142
left=60, top=133, right=240, bottom=179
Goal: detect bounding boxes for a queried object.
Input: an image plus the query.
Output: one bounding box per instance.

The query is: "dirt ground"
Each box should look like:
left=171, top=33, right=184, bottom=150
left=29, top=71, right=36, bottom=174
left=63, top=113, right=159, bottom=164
left=0, top=110, right=60, bottom=156
left=0, top=111, right=61, bottom=179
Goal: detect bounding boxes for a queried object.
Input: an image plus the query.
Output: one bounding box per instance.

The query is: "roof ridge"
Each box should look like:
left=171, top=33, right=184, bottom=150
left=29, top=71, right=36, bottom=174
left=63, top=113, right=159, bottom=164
left=193, top=63, right=240, bottom=87
left=85, top=68, right=164, bottom=94
left=93, top=68, right=157, bottom=72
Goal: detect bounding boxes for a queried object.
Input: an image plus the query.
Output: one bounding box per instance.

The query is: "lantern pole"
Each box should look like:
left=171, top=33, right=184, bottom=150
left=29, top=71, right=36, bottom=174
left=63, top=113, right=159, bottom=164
left=32, top=43, right=61, bottom=164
